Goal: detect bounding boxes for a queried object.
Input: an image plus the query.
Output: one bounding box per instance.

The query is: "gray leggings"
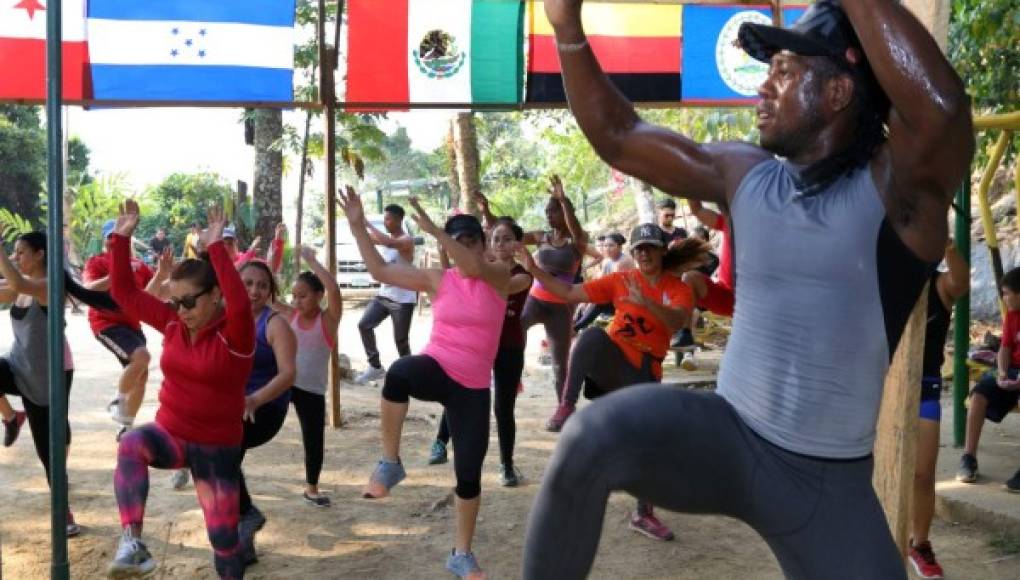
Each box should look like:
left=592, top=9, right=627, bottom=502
left=520, top=295, right=573, bottom=401
left=562, top=327, right=654, bottom=406
left=523, top=386, right=904, bottom=580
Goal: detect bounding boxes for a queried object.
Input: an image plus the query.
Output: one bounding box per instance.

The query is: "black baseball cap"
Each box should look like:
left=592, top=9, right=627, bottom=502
left=629, top=223, right=666, bottom=249
left=738, top=0, right=862, bottom=65
left=606, top=232, right=626, bottom=246
left=444, top=214, right=484, bottom=241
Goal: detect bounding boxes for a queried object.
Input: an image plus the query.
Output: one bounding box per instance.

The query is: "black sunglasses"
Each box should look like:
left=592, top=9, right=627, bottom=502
left=168, top=287, right=212, bottom=311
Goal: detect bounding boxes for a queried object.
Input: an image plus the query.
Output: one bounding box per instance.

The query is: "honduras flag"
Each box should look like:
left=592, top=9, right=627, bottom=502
left=87, top=0, right=295, bottom=102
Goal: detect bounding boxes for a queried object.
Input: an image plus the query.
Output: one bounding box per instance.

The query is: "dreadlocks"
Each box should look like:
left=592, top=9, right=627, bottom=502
left=795, top=55, right=891, bottom=196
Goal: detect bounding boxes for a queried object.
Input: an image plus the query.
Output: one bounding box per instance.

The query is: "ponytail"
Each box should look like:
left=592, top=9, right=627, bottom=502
left=662, top=237, right=712, bottom=275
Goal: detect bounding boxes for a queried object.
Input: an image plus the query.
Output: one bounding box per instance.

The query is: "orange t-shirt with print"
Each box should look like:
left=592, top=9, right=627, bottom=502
left=583, top=270, right=694, bottom=380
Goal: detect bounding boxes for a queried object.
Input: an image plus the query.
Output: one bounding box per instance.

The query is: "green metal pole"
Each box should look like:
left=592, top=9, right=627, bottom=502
left=45, top=0, right=69, bottom=577
left=953, top=181, right=971, bottom=448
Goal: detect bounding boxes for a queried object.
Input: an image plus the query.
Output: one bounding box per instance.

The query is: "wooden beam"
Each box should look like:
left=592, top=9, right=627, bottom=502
left=320, top=0, right=343, bottom=428
left=872, top=0, right=951, bottom=559
left=873, top=285, right=927, bottom=556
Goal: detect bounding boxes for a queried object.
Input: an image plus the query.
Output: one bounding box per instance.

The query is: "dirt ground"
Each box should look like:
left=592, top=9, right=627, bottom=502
left=0, top=304, right=1016, bottom=579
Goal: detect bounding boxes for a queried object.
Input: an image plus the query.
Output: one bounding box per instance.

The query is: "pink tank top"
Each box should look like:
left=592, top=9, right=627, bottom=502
left=422, top=268, right=506, bottom=389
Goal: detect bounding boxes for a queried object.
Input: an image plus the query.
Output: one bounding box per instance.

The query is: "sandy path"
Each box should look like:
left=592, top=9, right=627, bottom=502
left=0, top=305, right=1013, bottom=579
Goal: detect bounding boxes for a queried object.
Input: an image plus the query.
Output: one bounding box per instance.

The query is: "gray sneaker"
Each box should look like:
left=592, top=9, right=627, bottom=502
left=446, top=549, right=486, bottom=579
left=170, top=468, right=190, bottom=490
left=500, top=464, right=523, bottom=488
left=956, top=454, right=978, bottom=483
left=239, top=505, right=267, bottom=538
left=107, top=531, right=156, bottom=578
left=428, top=440, right=449, bottom=465
left=355, top=366, right=386, bottom=385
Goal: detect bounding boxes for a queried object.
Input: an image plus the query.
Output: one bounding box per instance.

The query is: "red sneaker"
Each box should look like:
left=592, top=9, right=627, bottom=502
left=545, top=404, right=575, bottom=432
left=629, top=512, right=675, bottom=541
left=908, top=540, right=944, bottom=579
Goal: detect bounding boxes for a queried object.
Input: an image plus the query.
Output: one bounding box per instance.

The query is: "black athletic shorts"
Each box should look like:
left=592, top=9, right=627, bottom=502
left=971, top=369, right=1020, bottom=423
left=96, top=325, right=146, bottom=367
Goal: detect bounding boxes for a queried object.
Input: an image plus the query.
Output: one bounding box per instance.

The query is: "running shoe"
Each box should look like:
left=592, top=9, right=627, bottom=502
left=303, top=492, right=332, bottom=507
left=363, top=459, right=406, bottom=499
left=354, top=366, right=386, bottom=385
left=107, top=530, right=156, bottom=578
left=170, top=468, right=190, bottom=490
left=115, top=426, right=129, bottom=442
left=3, top=410, right=26, bottom=447
left=445, top=549, right=488, bottom=579
left=67, top=510, right=81, bottom=537
left=956, top=454, right=978, bottom=483
left=109, top=400, right=134, bottom=428
left=500, top=464, right=522, bottom=488
left=629, top=512, right=675, bottom=541
left=670, top=328, right=695, bottom=350
left=429, top=440, right=449, bottom=465
left=1005, top=468, right=1020, bottom=493
left=908, top=540, right=944, bottom=579
left=239, top=524, right=258, bottom=568
left=680, top=351, right=698, bottom=371
left=545, top=403, right=575, bottom=433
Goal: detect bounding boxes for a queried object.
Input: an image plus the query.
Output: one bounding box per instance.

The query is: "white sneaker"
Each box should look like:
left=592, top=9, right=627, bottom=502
left=107, top=530, right=156, bottom=578
left=170, top=468, right=190, bottom=490
left=680, top=352, right=698, bottom=371
left=355, top=366, right=386, bottom=385
left=108, top=400, right=134, bottom=427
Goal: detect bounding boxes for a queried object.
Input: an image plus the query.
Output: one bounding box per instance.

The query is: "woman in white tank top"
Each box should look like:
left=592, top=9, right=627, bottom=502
left=273, top=246, right=342, bottom=507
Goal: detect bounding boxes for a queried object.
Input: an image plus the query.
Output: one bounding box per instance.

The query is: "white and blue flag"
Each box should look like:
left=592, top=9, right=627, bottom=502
left=86, top=0, right=295, bottom=102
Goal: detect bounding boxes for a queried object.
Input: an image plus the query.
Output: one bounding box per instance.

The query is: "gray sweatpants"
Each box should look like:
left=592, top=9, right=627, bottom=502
left=523, top=385, right=904, bottom=580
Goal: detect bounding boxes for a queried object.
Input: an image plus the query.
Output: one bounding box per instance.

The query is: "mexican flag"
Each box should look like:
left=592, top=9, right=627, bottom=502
left=346, top=0, right=524, bottom=110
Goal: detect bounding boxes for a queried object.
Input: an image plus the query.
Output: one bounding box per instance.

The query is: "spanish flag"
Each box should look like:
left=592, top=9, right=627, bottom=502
left=527, top=1, right=683, bottom=104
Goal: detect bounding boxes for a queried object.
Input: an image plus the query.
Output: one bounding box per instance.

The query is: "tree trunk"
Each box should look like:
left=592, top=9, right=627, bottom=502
left=293, top=107, right=314, bottom=274
left=253, top=109, right=284, bottom=251
left=636, top=181, right=656, bottom=224
left=453, top=112, right=480, bottom=216
left=445, top=120, right=459, bottom=210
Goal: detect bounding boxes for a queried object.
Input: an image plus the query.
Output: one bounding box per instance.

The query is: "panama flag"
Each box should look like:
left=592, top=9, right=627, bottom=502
left=346, top=0, right=524, bottom=110
left=86, top=0, right=295, bottom=102
left=0, top=0, right=91, bottom=100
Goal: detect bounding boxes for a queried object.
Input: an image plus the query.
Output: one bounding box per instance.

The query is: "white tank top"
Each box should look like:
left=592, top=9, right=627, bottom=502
left=378, top=245, right=418, bottom=303
left=290, top=312, right=334, bottom=395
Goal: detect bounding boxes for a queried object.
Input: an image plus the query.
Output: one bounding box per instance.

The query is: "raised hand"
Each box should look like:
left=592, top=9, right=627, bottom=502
left=250, top=236, right=262, bottom=251
left=338, top=185, right=366, bottom=226
left=156, top=245, right=175, bottom=276
left=408, top=196, right=441, bottom=236
left=275, top=223, right=287, bottom=241
left=471, top=190, right=490, bottom=212
left=548, top=175, right=566, bottom=200
left=115, top=199, right=141, bottom=238
left=201, top=206, right=227, bottom=247
left=515, top=246, right=539, bottom=274
left=299, top=245, right=318, bottom=265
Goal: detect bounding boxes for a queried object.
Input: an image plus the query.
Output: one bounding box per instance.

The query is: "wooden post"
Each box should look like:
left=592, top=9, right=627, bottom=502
left=872, top=0, right=950, bottom=558
left=873, top=285, right=927, bottom=555
left=319, top=0, right=342, bottom=427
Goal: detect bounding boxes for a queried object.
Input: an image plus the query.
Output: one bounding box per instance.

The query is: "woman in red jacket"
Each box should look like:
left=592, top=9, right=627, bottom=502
left=105, top=201, right=255, bottom=580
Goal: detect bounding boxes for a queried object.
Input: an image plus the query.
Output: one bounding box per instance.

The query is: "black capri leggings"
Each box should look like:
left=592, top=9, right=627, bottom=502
left=383, top=355, right=490, bottom=499
left=0, top=358, right=72, bottom=485
left=239, top=400, right=288, bottom=514
left=290, top=388, right=326, bottom=487
left=437, top=347, right=525, bottom=470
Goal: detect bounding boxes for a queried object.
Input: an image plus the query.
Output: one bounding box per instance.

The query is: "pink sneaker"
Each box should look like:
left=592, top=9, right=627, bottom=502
left=629, top=512, right=675, bottom=541
left=545, top=404, right=575, bottom=432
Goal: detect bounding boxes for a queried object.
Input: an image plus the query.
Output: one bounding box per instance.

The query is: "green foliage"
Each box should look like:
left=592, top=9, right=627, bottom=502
left=0, top=208, right=33, bottom=242
left=0, top=105, right=46, bottom=226
left=68, top=175, right=129, bottom=258
left=949, top=0, right=1019, bottom=111
left=143, top=172, right=238, bottom=247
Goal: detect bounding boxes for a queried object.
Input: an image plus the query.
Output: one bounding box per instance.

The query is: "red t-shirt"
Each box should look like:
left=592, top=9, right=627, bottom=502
left=109, top=234, right=254, bottom=446
left=713, top=214, right=733, bottom=290
left=84, top=253, right=153, bottom=333
left=583, top=270, right=694, bottom=380
left=1001, top=310, right=1020, bottom=367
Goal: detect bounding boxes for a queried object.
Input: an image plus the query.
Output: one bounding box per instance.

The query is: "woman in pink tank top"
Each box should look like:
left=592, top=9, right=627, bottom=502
left=339, top=187, right=514, bottom=580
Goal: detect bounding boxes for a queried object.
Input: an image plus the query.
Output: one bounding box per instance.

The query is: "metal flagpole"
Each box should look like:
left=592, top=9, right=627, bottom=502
left=45, top=0, right=70, bottom=577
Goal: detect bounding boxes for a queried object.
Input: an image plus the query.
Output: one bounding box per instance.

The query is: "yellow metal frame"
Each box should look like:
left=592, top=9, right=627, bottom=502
left=971, top=111, right=1017, bottom=317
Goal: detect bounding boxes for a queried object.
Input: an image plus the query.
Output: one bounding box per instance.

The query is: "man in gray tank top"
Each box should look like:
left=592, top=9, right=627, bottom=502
left=355, top=204, right=418, bottom=384
left=523, top=1, right=974, bottom=579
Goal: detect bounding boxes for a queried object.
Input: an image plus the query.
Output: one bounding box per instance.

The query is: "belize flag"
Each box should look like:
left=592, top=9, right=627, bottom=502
left=86, top=0, right=295, bottom=102
left=0, top=0, right=91, bottom=100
